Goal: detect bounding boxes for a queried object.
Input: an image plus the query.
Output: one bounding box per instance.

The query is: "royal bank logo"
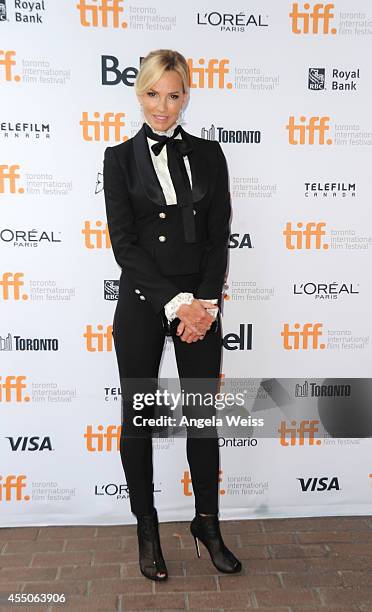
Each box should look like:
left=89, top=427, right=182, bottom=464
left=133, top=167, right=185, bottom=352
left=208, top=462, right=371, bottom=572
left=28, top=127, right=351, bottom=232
left=308, top=67, right=360, bottom=91
left=0, top=0, right=46, bottom=24
left=0, top=0, right=7, bottom=22
left=104, top=280, right=119, bottom=301
left=308, top=68, right=325, bottom=90
left=201, top=124, right=261, bottom=144
left=196, top=11, right=269, bottom=32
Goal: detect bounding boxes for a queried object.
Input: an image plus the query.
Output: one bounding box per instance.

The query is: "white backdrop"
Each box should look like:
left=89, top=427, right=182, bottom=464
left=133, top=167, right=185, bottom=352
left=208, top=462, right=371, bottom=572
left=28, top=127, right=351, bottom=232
left=1, top=1, right=372, bottom=527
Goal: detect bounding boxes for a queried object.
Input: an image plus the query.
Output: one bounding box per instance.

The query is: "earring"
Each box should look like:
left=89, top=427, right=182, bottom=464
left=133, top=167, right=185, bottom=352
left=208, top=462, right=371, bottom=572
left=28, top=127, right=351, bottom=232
left=177, top=107, right=185, bottom=126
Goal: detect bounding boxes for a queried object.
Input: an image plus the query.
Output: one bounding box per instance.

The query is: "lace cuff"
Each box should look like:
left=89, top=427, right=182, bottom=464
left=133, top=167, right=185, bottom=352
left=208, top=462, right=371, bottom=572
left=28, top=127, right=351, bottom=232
left=164, top=294, right=219, bottom=323
left=164, top=292, right=194, bottom=323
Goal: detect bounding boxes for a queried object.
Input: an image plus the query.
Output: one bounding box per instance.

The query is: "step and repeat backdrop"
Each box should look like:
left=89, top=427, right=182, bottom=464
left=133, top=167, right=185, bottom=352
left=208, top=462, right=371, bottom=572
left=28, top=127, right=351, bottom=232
left=1, top=1, right=372, bottom=527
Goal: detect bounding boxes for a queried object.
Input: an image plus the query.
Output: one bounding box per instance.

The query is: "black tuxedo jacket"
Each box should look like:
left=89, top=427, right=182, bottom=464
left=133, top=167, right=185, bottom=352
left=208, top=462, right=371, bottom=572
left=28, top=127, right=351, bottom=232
left=103, top=124, right=231, bottom=315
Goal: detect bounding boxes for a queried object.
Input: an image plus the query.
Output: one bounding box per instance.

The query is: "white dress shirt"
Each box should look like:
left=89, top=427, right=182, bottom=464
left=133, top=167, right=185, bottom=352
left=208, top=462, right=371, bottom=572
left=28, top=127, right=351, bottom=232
left=144, top=120, right=218, bottom=323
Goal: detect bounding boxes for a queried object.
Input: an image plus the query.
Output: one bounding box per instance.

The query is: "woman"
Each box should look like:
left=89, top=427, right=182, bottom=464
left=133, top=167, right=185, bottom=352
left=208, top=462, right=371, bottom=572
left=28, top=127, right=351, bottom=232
left=103, top=49, right=241, bottom=581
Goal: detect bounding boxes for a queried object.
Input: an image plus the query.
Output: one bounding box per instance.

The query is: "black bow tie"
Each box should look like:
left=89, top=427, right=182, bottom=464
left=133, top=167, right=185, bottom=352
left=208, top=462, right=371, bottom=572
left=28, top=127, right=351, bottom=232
left=143, top=122, right=196, bottom=243
left=144, top=122, right=193, bottom=157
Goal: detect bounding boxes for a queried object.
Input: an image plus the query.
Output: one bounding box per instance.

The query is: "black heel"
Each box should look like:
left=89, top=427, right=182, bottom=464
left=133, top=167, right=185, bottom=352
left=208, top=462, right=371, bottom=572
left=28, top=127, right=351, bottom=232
left=136, top=508, right=168, bottom=581
left=193, top=535, right=201, bottom=558
left=190, top=513, right=242, bottom=574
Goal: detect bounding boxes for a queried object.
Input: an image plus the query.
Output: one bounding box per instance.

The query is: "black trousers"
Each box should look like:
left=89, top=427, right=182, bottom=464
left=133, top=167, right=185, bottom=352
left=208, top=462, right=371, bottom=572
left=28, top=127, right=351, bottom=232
left=112, top=271, right=222, bottom=517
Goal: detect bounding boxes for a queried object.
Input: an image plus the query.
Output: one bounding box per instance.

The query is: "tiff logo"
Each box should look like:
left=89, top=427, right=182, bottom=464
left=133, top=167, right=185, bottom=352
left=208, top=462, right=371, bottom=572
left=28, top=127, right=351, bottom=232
left=79, top=112, right=127, bottom=142
left=290, top=3, right=336, bottom=34
left=281, top=323, right=326, bottom=350
left=76, top=0, right=127, bottom=28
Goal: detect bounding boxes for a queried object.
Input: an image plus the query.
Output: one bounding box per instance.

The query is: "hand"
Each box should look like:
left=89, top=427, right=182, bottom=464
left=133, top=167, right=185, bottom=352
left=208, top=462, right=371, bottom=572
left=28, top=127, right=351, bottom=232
left=176, top=299, right=217, bottom=333
left=176, top=299, right=216, bottom=337
left=176, top=320, right=206, bottom=343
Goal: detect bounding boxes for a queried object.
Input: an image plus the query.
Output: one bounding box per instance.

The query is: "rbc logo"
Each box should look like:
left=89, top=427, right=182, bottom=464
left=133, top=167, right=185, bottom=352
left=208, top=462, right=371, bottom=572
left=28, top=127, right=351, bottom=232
left=308, top=68, right=325, bottom=90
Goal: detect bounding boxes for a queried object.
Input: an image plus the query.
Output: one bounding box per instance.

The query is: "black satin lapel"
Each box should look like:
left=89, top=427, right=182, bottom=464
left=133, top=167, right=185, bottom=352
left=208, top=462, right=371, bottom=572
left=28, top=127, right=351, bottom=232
left=187, top=138, right=209, bottom=204
left=133, top=126, right=166, bottom=207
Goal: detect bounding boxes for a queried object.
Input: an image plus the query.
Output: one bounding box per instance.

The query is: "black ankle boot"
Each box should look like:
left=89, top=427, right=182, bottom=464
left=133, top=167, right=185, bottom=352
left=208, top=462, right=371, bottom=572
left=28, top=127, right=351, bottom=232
left=190, top=513, right=242, bottom=574
left=136, top=508, right=168, bottom=581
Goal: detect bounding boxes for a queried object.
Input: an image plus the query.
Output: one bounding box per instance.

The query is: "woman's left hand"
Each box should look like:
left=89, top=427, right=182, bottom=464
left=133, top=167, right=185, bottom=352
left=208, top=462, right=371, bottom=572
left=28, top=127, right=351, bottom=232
left=176, top=320, right=205, bottom=343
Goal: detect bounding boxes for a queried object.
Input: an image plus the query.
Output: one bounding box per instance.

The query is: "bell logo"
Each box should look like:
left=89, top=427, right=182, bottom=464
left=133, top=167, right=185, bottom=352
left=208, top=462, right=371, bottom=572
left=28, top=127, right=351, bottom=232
left=0, top=475, right=29, bottom=501
left=290, top=3, right=336, bottom=35
left=281, top=322, right=326, bottom=350
left=84, top=424, right=121, bottom=451
left=0, top=50, right=21, bottom=82
left=181, top=469, right=225, bottom=496
left=82, top=221, right=111, bottom=249
left=0, top=273, right=28, bottom=300
left=0, top=375, right=30, bottom=403
left=279, top=419, right=321, bottom=446
left=84, top=325, right=113, bottom=352
left=80, top=112, right=127, bottom=142
left=0, top=164, right=23, bottom=194
left=286, top=116, right=332, bottom=145
left=187, top=58, right=232, bottom=89
left=283, top=222, right=328, bottom=249
left=76, top=0, right=127, bottom=28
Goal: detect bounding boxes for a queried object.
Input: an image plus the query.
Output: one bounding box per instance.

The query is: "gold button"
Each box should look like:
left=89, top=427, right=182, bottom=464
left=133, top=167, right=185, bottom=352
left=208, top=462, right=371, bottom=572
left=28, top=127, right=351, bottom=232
left=140, top=295, right=146, bottom=301
left=159, top=212, right=166, bottom=219
left=158, top=235, right=166, bottom=242
left=193, top=209, right=196, bottom=215
left=135, top=289, right=141, bottom=294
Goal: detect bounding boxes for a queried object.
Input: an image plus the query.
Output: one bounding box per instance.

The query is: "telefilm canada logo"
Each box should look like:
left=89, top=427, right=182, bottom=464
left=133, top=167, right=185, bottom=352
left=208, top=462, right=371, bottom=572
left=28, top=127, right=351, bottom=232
left=201, top=124, right=261, bottom=144
left=196, top=11, right=269, bottom=32
left=304, top=181, right=356, bottom=198
left=0, top=121, right=51, bottom=140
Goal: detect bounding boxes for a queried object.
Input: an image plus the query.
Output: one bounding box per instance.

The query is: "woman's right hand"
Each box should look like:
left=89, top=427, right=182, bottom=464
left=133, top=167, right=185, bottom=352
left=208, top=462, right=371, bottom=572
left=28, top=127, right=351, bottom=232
left=175, top=299, right=215, bottom=342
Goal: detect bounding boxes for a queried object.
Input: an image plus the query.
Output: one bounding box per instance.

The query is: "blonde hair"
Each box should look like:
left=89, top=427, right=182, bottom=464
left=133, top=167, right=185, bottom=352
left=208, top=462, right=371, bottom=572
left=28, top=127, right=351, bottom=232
left=135, top=49, right=190, bottom=96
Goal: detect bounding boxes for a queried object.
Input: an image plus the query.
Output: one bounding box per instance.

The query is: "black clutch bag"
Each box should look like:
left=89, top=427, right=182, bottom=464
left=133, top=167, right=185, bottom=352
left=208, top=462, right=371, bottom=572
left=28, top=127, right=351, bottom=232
left=161, top=311, right=219, bottom=337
